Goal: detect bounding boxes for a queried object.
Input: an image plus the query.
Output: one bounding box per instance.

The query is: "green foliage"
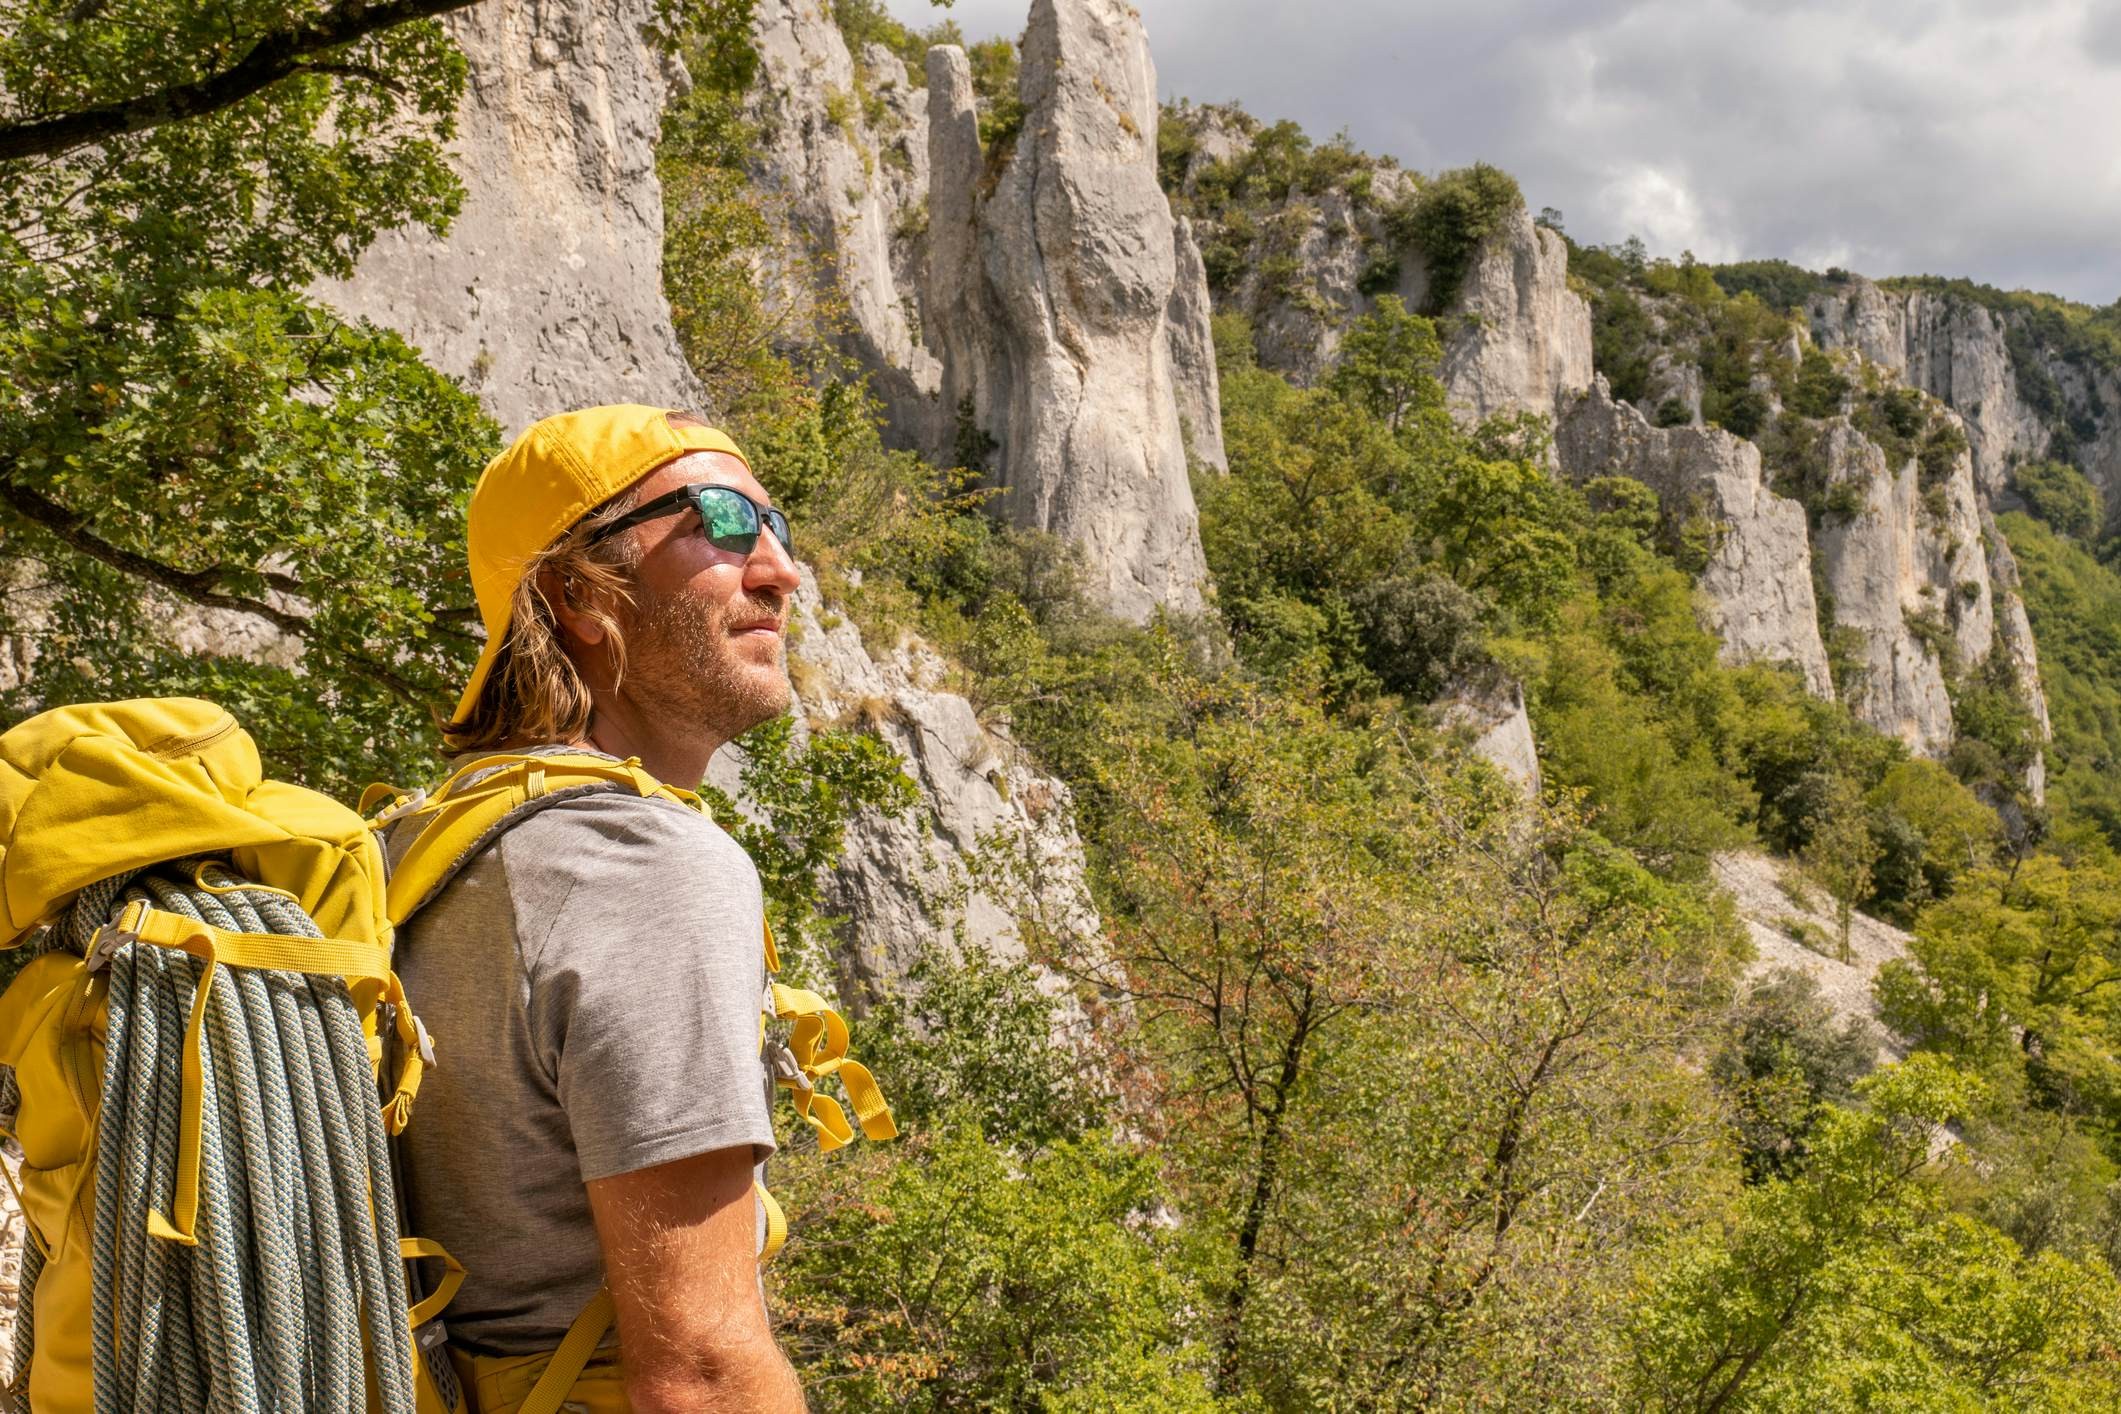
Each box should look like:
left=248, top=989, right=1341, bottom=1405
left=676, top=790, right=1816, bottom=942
left=1865, top=759, right=2001, bottom=920
left=698, top=715, right=917, bottom=962
left=1078, top=665, right=1741, bottom=1402
left=966, top=37, right=1023, bottom=157
left=2000, top=512, right=2121, bottom=843
left=1801, top=774, right=1880, bottom=959
left=1711, top=968, right=1879, bottom=1181
left=1788, top=346, right=1851, bottom=419
left=856, top=946, right=1104, bottom=1148
left=1323, top=294, right=1444, bottom=432
left=2016, top=460, right=2108, bottom=541
left=1710, top=259, right=1846, bottom=313
left=828, top=0, right=954, bottom=83
left=0, top=0, right=499, bottom=794
left=774, top=1122, right=1218, bottom=1412
left=1386, top=162, right=1524, bottom=314
left=1630, top=1054, right=2121, bottom=1411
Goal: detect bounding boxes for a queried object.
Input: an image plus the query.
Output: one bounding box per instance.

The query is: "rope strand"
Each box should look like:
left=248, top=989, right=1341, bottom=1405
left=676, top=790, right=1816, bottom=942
left=0, top=861, right=418, bottom=1413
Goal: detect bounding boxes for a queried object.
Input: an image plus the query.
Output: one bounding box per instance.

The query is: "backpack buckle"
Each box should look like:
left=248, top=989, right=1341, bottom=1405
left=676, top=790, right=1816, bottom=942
left=85, top=918, right=142, bottom=974
left=765, top=1039, right=809, bottom=1092
left=369, top=787, right=430, bottom=826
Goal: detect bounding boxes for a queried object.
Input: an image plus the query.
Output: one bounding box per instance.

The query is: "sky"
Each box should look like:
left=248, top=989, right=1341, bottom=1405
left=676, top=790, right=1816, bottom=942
left=891, top=0, right=2121, bottom=306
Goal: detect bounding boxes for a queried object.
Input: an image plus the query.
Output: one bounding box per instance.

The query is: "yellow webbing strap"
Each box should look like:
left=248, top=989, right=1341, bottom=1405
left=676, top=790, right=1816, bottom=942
left=401, top=1236, right=465, bottom=1330
left=378, top=754, right=697, bottom=926
left=98, top=901, right=427, bottom=1244
left=769, top=983, right=897, bottom=1152
left=515, top=1286, right=616, bottom=1414
left=756, top=1179, right=788, bottom=1261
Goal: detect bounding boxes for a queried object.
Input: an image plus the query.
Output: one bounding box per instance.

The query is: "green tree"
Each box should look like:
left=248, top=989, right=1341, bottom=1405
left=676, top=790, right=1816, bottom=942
left=773, top=1123, right=1218, bottom=1413
left=1325, top=294, right=1444, bottom=434
left=1386, top=162, right=1523, bottom=314
left=1073, top=664, right=1742, bottom=1403
left=1801, top=775, right=1880, bottom=960
left=1710, top=968, right=1878, bottom=1181
left=2013, top=461, right=2107, bottom=541
left=1629, top=1055, right=2121, bottom=1412
left=1, top=0, right=501, bottom=792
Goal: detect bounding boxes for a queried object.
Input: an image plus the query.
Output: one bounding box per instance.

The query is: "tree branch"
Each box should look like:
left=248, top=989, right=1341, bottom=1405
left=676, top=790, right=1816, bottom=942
left=0, top=0, right=486, bottom=164
left=2, top=479, right=313, bottom=636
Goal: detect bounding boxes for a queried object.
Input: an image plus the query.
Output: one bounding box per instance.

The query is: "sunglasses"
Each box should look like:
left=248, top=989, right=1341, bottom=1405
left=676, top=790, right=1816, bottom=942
left=587, top=483, right=793, bottom=559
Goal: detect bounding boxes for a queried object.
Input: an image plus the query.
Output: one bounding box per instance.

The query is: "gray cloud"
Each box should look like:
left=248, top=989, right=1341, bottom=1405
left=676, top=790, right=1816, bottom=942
left=897, top=0, right=2120, bottom=303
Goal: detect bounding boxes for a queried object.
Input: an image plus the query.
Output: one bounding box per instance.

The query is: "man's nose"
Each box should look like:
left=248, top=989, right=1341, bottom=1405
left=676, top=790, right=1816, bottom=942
left=744, top=520, right=802, bottom=597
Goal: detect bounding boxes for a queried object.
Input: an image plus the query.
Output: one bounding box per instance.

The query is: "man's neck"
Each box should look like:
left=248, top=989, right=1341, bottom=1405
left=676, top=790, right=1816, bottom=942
left=579, top=702, right=721, bottom=789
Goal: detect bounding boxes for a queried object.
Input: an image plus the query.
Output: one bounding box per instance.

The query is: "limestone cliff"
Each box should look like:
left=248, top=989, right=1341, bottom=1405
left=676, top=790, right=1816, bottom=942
left=1565, top=273, right=2054, bottom=784
left=316, top=0, right=701, bottom=435
left=736, top=0, right=1221, bottom=622
left=1811, top=420, right=1994, bottom=754
left=720, top=574, right=1105, bottom=995
left=747, top=0, right=941, bottom=444
left=1401, top=204, right=1594, bottom=424
left=1558, top=380, right=1833, bottom=696
left=319, top=0, right=1095, bottom=992
left=1809, top=276, right=2121, bottom=515
left=924, top=6, right=1210, bottom=622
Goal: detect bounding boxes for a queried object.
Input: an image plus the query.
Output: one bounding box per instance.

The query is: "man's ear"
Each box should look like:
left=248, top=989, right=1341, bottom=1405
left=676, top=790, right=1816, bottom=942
left=539, top=567, right=609, bottom=649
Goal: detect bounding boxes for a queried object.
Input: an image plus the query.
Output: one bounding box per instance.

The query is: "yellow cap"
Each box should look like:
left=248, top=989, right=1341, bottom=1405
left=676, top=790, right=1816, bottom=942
left=454, top=404, right=751, bottom=724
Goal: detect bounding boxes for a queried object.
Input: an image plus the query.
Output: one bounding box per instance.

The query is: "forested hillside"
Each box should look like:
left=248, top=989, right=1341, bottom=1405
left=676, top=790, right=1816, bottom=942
left=4, top=0, right=2121, bottom=1408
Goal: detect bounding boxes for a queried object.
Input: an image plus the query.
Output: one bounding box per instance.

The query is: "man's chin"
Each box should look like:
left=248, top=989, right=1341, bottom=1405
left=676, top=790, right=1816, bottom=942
left=728, top=664, right=794, bottom=732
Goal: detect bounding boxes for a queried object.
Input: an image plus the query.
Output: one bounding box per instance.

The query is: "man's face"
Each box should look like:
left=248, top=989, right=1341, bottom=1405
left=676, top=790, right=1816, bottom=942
left=608, top=449, right=800, bottom=746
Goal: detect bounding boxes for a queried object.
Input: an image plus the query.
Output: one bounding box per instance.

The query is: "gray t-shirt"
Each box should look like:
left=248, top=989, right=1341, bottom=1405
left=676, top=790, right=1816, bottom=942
left=387, top=757, right=778, bottom=1357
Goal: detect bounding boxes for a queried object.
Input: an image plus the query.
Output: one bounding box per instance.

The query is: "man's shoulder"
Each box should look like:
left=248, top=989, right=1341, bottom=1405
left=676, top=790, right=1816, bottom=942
left=496, top=784, right=752, bottom=878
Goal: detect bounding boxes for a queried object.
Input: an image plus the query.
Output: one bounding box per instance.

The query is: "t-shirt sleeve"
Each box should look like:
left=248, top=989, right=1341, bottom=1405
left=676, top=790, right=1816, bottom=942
left=502, top=792, right=777, bottom=1183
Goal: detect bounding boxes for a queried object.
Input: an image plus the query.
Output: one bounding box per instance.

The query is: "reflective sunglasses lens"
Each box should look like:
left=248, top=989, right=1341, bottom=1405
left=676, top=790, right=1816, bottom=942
left=763, top=508, right=794, bottom=557
left=696, top=487, right=759, bottom=554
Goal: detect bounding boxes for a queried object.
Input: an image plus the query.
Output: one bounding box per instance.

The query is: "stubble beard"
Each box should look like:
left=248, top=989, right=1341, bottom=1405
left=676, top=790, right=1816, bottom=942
left=619, top=584, right=792, bottom=748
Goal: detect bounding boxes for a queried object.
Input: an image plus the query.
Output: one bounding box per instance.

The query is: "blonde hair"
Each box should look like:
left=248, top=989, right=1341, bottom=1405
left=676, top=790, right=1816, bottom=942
left=442, top=489, right=641, bottom=753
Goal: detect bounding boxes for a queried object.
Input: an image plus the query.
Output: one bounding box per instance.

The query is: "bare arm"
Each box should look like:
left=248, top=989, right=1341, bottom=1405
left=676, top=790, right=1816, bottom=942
left=586, top=1145, right=804, bottom=1414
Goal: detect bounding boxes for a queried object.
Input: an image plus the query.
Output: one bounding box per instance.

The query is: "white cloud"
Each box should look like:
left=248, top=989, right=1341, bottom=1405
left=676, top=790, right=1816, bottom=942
left=1595, top=166, right=1732, bottom=263
left=889, top=0, right=2121, bottom=304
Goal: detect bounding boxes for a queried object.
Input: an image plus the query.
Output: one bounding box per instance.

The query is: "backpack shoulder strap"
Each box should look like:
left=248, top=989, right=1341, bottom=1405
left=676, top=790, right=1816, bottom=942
left=373, top=753, right=704, bottom=928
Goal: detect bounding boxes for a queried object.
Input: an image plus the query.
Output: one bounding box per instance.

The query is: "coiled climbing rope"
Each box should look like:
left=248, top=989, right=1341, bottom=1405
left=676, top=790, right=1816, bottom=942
left=3, top=860, right=414, bottom=1413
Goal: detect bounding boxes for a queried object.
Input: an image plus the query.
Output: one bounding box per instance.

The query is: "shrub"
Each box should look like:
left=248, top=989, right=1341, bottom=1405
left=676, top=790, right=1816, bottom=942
left=1716, top=386, right=1771, bottom=438
left=1790, top=346, right=1852, bottom=418
left=1386, top=162, right=1523, bottom=314
left=1353, top=569, right=1491, bottom=700
left=2014, top=460, right=2106, bottom=540
left=1710, top=259, right=1843, bottom=313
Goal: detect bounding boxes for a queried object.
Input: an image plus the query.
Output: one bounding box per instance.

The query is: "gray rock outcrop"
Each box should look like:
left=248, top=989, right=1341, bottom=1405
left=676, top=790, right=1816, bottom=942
left=1809, top=276, right=2121, bottom=513
left=924, top=5, right=1210, bottom=621
left=1404, top=204, right=1594, bottom=424
left=1168, top=217, right=1229, bottom=470
left=316, top=0, right=702, bottom=435
left=1226, top=183, right=1398, bottom=384
left=1714, top=851, right=1906, bottom=1057
left=712, top=571, right=1103, bottom=994
left=1813, top=421, right=1995, bottom=756
left=1435, top=680, right=1542, bottom=796
left=1559, top=380, right=1833, bottom=695
left=747, top=1, right=941, bottom=442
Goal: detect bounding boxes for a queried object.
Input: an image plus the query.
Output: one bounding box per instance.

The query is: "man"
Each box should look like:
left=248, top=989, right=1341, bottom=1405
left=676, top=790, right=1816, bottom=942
left=390, top=405, right=808, bottom=1412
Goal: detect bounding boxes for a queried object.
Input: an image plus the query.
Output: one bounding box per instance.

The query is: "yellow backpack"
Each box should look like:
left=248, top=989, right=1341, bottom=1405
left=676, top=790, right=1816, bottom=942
left=369, top=746, right=898, bottom=1413
left=0, top=699, right=893, bottom=1413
